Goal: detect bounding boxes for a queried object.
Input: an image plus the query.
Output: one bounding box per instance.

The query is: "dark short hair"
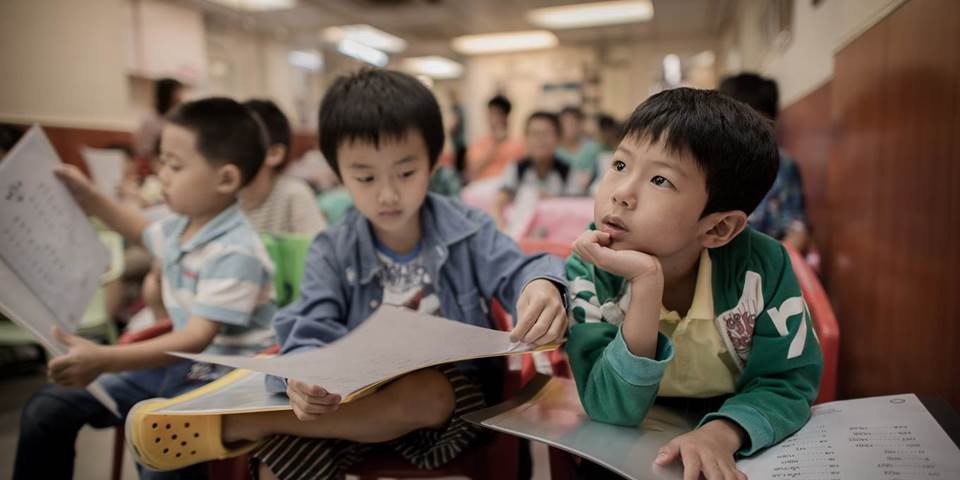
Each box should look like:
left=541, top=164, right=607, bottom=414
left=560, top=106, right=584, bottom=120
left=487, top=95, right=512, bottom=115
left=623, top=87, right=779, bottom=216
left=244, top=99, right=292, bottom=170
left=718, top=73, right=779, bottom=120
left=526, top=111, right=561, bottom=136
left=166, top=97, right=266, bottom=187
left=155, top=78, right=184, bottom=116
left=318, top=69, right=444, bottom=178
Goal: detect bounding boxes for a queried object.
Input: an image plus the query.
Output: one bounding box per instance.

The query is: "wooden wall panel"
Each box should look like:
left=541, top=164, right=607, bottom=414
left=828, top=0, right=960, bottom=408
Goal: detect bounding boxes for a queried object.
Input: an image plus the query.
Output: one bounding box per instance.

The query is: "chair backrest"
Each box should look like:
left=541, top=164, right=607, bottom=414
left=260, top=233, right=314, bottom=308
left=783, top=243, right=840, bottom=404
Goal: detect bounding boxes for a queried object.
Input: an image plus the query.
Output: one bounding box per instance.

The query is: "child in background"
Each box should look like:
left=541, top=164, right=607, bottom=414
left=14, top=97, right=277, bottom=480
left=240, top=99, right=326, bottom=237
left=566, top=88, right=822, bottom=479
left=125, top=69, right=568, bottom=480
left=493, top=111, right=579, bottom=229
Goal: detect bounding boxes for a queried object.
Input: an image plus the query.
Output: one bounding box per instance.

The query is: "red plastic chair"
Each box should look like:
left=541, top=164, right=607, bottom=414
left=782, top=243, right=839, bottom=404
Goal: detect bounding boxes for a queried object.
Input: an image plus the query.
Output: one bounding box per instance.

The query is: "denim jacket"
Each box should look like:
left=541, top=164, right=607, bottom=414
left=267, top=193, right=566, bottom=393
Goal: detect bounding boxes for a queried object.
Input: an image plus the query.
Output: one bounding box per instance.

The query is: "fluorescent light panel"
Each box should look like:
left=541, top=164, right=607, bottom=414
left=403, top=56, right=463, bottom=79
left=336, top=39, right=388, bottom=67
left=206, top=0, right=296, bottom=12
left=323, top=25, right=407, bottom=53
left=452, top=30, right=558, bottom=55
left=527, top=0, right=653, bottom=29
left=288, top=50, right=323, bottom=71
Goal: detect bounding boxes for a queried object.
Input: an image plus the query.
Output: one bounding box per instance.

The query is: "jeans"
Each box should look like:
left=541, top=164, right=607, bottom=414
left=14, top=360, right=212, bottom=480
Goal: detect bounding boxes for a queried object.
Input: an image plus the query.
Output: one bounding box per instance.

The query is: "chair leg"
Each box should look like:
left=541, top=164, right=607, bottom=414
left=112, top=427, right=126, bottom=480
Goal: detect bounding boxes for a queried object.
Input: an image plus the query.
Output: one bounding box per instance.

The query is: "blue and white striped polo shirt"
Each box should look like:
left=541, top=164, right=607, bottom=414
left=142, top=203, right=276, bottom=355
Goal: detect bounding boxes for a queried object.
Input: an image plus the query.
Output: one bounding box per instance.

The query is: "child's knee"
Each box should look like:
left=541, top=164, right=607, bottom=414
left=398, top=369, right=456, bottom=429
left=258, top=460, right=279, bottom=480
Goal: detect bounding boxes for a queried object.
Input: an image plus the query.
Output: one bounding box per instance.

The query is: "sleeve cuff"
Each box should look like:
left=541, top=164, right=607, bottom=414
left=603, top=327, right=673, bottom=386
left=699, top=404, right=775, bottom=457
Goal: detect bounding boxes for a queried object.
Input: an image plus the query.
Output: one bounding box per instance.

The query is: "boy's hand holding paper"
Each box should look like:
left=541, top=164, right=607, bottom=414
left=48, top=326, right=109, bottom=389
left=512, top=278, right=567, bottom=346
left=287, top=379, right=342, bottom=421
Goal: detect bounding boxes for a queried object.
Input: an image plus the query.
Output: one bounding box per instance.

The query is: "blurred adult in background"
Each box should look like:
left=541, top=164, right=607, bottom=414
left=557, top=106, right=602, bottom=194
left=719, top=73, right=810, bottom=251
left=492, top=111, right=579, bottom=229
left=465, top=94, right=525, bottom=181
left=134, top=78, right=184, bottom=159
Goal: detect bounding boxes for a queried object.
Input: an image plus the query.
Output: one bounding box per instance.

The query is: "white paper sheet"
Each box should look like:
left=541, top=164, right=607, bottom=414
left=0, top=125, right=118, bottom=416
left=0, top=249, right=119, bottom=416
left=80, top=147, right=126, bottom=201
left=465, top=375, right=688, bottom=480
left=737, top=393, right=960, bottom=479
left=0, top=125, right=111, bottom=330
left=155, top=369, right=290, bottom=415
left=173, top=305, right=548, bottom=401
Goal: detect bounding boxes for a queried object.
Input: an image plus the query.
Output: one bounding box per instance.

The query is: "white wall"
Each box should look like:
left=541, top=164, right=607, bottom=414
left=724, top=0, right=909, bottom=107
left=0, top=0, right=321, bottom=132
left=0, top=0, right=136, bottom=129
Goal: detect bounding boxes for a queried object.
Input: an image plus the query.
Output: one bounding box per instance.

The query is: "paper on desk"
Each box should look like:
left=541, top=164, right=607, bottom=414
left=464, top=375, right=688, bottom=480
left=737, top=393, right=960, bottom=480
left=0, top=126, right=118, bottom=416
left=173, top=305, right=555, bottom=401
left=81, top=147, right=126, bottom=201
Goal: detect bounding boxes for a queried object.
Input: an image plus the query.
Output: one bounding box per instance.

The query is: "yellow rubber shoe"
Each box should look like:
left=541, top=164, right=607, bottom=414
left=125, top=397, right=259, bottom=471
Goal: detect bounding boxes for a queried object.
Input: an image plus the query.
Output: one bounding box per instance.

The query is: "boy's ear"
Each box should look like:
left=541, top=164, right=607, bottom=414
left=698, top=210, right=749, bottom=249
left=216, top=164, right=243, bottom=194
left=264, top=145, right=287, bottom=169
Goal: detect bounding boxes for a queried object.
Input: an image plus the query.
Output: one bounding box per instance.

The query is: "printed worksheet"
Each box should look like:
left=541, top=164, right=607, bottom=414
left=737, top=394, right=960, bottom=479
left=0, top=125, right=111, bottom=331
left=0, top=125, right=117, bottom=415
left=173, top=305, right=553, bottom=402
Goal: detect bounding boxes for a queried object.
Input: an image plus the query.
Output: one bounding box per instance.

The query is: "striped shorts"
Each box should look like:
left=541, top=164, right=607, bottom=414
left=250, top=364, right=488, bottom=480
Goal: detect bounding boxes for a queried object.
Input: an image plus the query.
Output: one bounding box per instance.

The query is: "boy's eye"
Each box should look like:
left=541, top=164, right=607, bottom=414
left=613, top=160, right=626, bottom=171
left=399, top=170, right=416, bottom=179
left=355, top=176, right=374, bottom=183
left=651, top=175, right=673, bottom=188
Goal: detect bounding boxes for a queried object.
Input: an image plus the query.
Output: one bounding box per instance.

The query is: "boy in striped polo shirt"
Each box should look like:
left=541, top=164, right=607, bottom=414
left=15, top=97, right=276, bottom=480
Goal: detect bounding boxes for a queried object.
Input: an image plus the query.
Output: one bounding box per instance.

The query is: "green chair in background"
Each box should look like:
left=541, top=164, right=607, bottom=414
left=260, top=233, right=314, bottom=308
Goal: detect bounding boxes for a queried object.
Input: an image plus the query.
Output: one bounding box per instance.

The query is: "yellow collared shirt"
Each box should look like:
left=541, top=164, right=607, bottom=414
left=657, top=250, right=739, bottom=398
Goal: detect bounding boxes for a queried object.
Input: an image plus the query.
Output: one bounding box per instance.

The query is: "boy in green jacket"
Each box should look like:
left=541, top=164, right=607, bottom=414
left=566, top=88, right=822, bottom=480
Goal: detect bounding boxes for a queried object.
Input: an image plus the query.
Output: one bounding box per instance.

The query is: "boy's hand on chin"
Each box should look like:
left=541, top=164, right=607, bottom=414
left=286, top=379, right=342, bottom=421
left=512, top=279, right=567, bottom=346
left=655, top=419, right=748, bottom=480
left=573, top=230, right=662, bottom=284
